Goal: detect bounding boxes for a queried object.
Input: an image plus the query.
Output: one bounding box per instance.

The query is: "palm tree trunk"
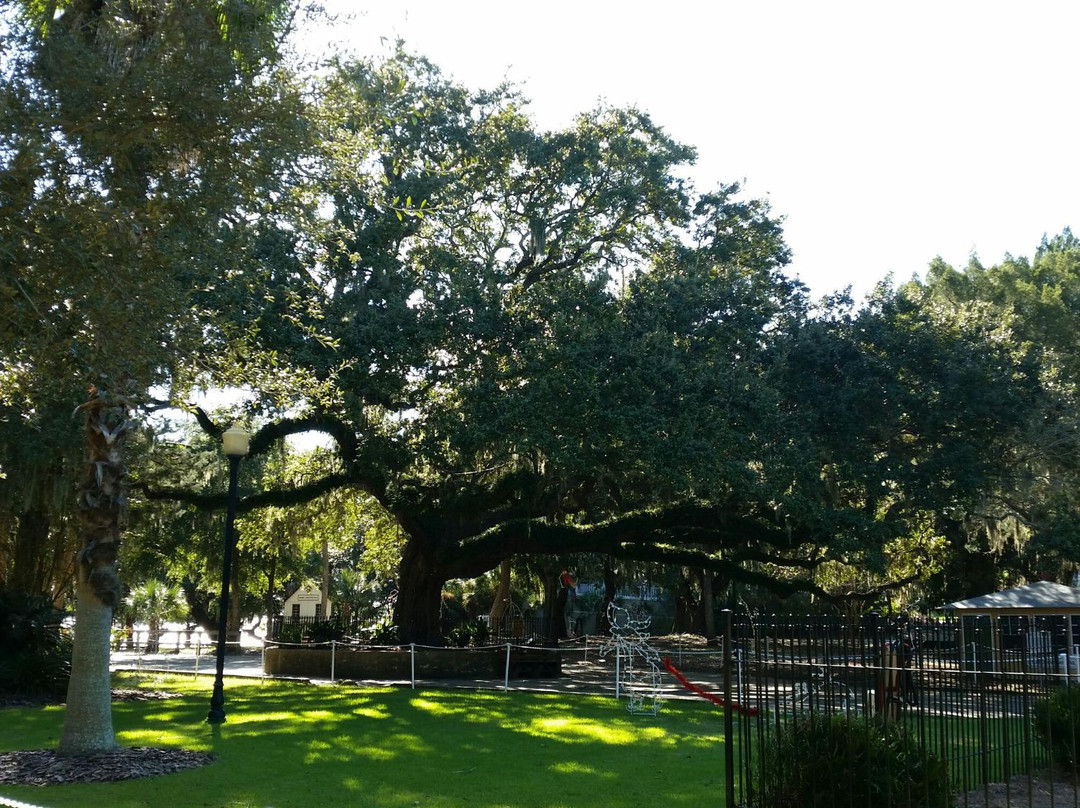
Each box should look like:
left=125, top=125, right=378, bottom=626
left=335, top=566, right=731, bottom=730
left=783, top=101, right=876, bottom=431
left=60, top=577, right=117, bottom=754
left=59, top=383, right=133, bottom=756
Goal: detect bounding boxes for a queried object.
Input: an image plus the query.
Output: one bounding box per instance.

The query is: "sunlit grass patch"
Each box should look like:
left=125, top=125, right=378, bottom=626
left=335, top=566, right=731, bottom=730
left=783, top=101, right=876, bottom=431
left=530, top=715, right=639, bottom=744
left=0, top=673, right=730, bottom=808
left=549, top=760, right=602, bottom=775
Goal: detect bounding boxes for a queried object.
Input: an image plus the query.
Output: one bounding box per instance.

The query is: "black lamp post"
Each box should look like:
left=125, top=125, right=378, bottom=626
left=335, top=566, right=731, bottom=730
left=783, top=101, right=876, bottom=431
left=207, top=425, right=250, bottom=725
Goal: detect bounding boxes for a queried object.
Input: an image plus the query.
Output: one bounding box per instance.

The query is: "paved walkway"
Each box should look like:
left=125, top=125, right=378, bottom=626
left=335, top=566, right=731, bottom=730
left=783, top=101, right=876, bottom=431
left=109, top=645, right=733, bottom=703
left=111, top=648, right=268, bottom=679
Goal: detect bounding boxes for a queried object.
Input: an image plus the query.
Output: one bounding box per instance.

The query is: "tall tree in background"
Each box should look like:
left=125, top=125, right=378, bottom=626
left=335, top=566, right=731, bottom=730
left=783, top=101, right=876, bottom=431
left=905, top=233, right=1080, bottom=595
left=0, top=0, right=309, bottom=754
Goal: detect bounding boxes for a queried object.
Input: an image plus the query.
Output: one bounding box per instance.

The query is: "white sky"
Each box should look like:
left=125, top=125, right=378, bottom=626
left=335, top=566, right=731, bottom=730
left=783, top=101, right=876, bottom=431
left=309, top=1, right=1080, bottom=302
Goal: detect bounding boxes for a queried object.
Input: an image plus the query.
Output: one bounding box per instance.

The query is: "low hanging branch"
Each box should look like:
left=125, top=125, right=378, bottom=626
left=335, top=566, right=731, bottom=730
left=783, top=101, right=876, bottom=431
left=180, top=404, right=362, bottom=465
left=440, top=499, right=833, bottom=577
left=135, top=471, right=356, bottom=514
left=135, top=408, right=382, bottom=513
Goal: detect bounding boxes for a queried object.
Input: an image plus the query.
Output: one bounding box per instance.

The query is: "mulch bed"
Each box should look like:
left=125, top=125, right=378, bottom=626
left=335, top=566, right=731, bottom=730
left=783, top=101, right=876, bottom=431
left=0, top=689, right=214, bottom=786
left=0, top=747, right=214, bottom=786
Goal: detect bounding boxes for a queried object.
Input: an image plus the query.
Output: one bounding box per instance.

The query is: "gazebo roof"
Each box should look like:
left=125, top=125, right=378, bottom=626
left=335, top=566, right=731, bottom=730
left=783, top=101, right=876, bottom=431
left=945, top=581, right=1080, bottom=615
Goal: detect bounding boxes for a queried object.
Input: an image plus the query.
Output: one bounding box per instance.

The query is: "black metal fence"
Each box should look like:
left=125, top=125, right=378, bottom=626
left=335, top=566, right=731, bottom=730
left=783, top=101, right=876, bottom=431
left=269, top=614, right=353, bottom=644
left=716, top=612, right=1080, bottom=807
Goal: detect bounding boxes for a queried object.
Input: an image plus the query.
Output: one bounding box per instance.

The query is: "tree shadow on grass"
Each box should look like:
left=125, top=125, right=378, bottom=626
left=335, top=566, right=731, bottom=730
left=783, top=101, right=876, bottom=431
left=0, top=676, right=727, bottom=808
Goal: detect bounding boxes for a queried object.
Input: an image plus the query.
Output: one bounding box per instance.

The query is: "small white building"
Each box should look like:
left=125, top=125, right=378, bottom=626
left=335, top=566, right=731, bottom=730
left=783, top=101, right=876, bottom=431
left=283, top=588, right=331, bottom=621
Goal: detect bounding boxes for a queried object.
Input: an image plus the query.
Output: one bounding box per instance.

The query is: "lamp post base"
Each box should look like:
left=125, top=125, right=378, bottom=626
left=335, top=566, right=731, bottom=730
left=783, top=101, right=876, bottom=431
left=207, top=672, right=227, bottom=724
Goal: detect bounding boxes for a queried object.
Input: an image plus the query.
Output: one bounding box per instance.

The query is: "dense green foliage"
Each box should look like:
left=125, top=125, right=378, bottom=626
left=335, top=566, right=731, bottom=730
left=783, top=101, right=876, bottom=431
left=145, top=50, right=901, bottom=641
left=904, top=233, right=1080, bottom=598
left=757, top=713, right=951, bottom=808
left=0, top=590, right=71, bottom=699
left=1033, top=684, right=1080, bottom=766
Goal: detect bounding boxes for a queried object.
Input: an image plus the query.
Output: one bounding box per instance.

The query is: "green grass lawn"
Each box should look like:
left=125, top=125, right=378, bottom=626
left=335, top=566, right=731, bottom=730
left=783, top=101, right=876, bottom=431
left=903, top=712, right=1051, bottom=789
left=0, top=673, right=728, bottom=808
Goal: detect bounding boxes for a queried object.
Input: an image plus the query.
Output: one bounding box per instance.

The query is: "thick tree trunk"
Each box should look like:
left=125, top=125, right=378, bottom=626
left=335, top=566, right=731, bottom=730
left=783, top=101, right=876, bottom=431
left=394, top=536, right=446, bottom=645
left=539, top=566, right=567, bottom=642
left=701, top=568, right=715, bottom=639
left=553, top=585, right=569, bottom=641
left=672, top=570, right=698, bottom=634
left=59, top=385, right=132, bottom=756
left=182, top=579, right=217, bottom=634
left=690, top=569, right=707, bottom=635
left=264, top=555, right=277, bottom=623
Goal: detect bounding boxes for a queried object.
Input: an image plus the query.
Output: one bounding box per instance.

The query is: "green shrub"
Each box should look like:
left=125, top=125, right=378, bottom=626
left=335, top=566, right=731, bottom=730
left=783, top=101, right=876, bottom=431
left=277, top=621, right=305, bottom=644
left=473, top=621, right=490, bottom=647
left=368, top=618, right=399, bottom=645
left=0, top=591, right=72, bottom=700
left=445, top=624, right=474, bottom=648
left=276, top=619, right=345, bottom=646
left=757, top=713, right=951, bottom=808
left=304, top=619, right=344, bottom=644
left=444, top=621, right=491, bottom=648
left=1033, top=684, right=1080, bottom=765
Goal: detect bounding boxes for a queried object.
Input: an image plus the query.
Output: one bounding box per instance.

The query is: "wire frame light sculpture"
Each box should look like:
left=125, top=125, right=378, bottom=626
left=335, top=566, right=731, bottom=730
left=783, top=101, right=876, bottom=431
left=601, top=602, right=665, bottom=715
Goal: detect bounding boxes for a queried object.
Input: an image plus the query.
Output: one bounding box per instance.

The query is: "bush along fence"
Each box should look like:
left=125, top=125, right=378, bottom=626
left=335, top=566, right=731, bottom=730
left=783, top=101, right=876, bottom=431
left=268, top=611, right=558, bottom=647
left=717, top=611, right=1080, bottom=808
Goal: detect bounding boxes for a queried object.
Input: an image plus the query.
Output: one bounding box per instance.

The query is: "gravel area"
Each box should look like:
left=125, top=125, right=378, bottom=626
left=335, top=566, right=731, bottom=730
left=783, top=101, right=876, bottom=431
left=959, top=772, right=1080, bottom=807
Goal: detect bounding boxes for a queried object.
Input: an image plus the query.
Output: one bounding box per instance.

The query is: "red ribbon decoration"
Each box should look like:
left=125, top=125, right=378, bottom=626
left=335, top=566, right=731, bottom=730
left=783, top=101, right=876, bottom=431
left=663, top=657, right=759, bottom=716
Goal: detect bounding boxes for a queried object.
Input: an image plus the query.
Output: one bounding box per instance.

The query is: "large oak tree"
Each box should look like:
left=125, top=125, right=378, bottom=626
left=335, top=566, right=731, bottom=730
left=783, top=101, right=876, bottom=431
left=137, top=59, right=1080, bottom=642
left=150, top=52, right=907, bottom=644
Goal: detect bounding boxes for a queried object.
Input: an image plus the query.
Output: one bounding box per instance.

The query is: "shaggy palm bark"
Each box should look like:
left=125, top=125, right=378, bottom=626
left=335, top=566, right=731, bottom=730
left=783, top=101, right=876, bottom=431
left=59, top=387, right=133, bottom=756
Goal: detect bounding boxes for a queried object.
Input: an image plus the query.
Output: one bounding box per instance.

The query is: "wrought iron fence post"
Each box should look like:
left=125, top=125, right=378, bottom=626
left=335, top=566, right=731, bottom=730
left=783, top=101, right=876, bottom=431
left=867, top=611, right=890, bottom=718
left=505, top=643, right=512, bottom=692
left=722, top=608, right=735, bottom=808
left=615, top=646, right=621, bottom=700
